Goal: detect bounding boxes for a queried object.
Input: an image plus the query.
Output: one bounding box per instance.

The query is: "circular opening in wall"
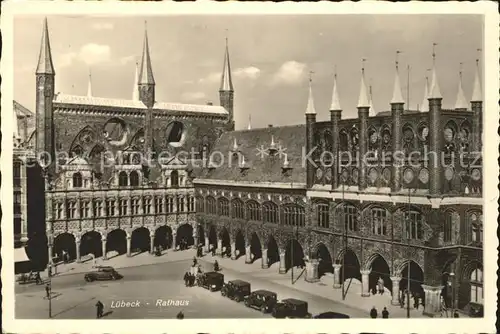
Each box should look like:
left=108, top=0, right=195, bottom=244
left=166, top=121, right=186, bottom=148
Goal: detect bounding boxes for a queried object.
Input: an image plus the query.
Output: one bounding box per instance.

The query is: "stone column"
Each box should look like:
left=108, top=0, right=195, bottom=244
left=261, top=249, right=269, bottom=269
left=75, top=238, right=81, bottom=263
left=217, top=239, right=222, bottom=256
left=204, top=237, right=210, bottom=253
left=230, top=242, right=236, bottom=260
left=391, top=276, right=401, bottom=305
left=279, top=252, right=286, bottom=274
left=47, top=241, right=54, bottom=265
left=172, top=232, right=177, bottom=250
left=245, top=246, right=252, bottom=264
left=333, top=264, right=342, bottom=288
left=360, top=270, right=371, bottom=297
left=149, top=233, right=155, bottom=254
left=101, top=238, right=107, bottom=260
left=422, top=285, right=444, bottom=317
left=305, top=259, right=320, bottom=283
left=126, top=236, right=131, bottom=257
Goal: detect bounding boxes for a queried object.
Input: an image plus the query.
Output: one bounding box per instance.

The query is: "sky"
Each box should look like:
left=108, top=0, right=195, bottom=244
left=14, top=15, right=483, bottom=130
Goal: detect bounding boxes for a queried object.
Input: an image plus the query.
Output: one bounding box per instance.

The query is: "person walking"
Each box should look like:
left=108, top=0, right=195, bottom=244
left=382, top=307, right=389, bottom=318
left=377, top=277, right=385, bottom=295
left=45, top=283, right=50, bottom=299
left=369, top=306, right=378, bottom=318
left=176, top=310, right=184, bottom=319
left=95, top=300, right=104, bottom=319
left=414, top=293, right=420, bottom=309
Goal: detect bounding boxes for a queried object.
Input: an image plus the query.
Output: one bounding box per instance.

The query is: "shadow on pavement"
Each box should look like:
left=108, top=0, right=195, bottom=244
left=52, top=296, right=96, bottom=318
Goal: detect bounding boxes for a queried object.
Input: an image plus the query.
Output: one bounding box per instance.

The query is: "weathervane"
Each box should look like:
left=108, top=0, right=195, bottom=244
left=432, top=43, right=438, bottom=63
left=396, top=50, right=402, bottom=69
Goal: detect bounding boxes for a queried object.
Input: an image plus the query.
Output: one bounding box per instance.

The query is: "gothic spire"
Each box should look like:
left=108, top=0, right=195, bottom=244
left=305, top=72, right=316, bottom=115
left=247, top=114, right=252, bottom=130
left=138, top=22, right=155, bottom=85
left=357, top=60, right=370, bottom=108
left=36, top=17, right=55, bottom=75
left=87, top=69, right=93, bottom=97
left=429, top=43, right=442, bottom=99
left=329, top=70, right=341, bottom=111
left=133, top=61, right=139, bottom=101
left=391, top=52, right=405, bottom=104
left=471, top=52, right=482, bottom=102
left=220, top=36, right=234, bottom=91
left=419, top=70, right=430, bottom=112
left=369, top=81, right=376, bottom=116
left=454, top=63, right=468, bottom=110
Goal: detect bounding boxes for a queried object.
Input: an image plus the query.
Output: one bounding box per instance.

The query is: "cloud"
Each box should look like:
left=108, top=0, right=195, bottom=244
left=91, top=22, right=114, bottom=30
left=271, top=61, right=307, bottom=85
left=119, top=55, right=137, bottom=66
left=198, top=72, right=221, bottom=84
left=57, top=43, right=112, bottom=68
left=234, top=66, right=261, bottom=80
left=181, top=91, right=206, bottom=100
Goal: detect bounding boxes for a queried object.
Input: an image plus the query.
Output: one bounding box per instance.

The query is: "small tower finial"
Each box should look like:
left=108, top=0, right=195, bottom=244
left=305, top=70, right=316, bottom=115
left=357, top=58, right=370, bottom=108
left=454, top=61, right=468, bottom=110
left=432, top=43, right=437, bottom=64
left=471, top=48, right=483, bottom=102
left=87, top=68, right=93, bottom=97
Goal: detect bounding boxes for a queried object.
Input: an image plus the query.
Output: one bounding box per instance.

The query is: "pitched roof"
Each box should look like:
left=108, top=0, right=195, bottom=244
left=196, top=125, right=306, bottom=184
left=53, top=94, right=228, bottom=115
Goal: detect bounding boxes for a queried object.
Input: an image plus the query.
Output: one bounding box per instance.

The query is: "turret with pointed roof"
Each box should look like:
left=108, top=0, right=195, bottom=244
left=329, top=72, right=341, bottom=112
left=357, top=65, right=370, bottom=109
left=471, top=53, right=483, bottom=152
left=220, top=37, right=235, bottom=130
left=305, top=75, right=316, bottom=115
left=428, top=44, right=442, bottom=196
left=87, top=69, right=93, bottom=97
left=357, top=61, right=369, bottom=190
left=329, top=70, right=342, bottom=189
left=138, top=23, right=155, bottom=108
left=390, top=52, right=404, bottom=192
left=368, top=83, right=376, bottom=117
left=305, top=72, right=316, bottom=188
left=471, top=58, right=482, bottom=103
left=35, top=18, right=56, bottom=165
left=454, top=64, right=468, bottom=110
left=419, top=72, right=430, bottom=112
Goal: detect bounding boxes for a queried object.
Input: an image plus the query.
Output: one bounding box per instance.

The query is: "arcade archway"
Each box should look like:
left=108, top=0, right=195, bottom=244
left=267, top=235, right=280, bottom=266
left=285, top=239, right=305, bottom=272
left=53, top=233, right=76, bottom=263
left=80, top=231, right=102, bottom=258
left=400, top=261, right=424, bottom=297
left=368, top=254, right=392, bottom=294
left=235, top=231, right=246, bottom=259
left=208, top=225, right=217, bottom=253
left=106, top=229, right=127, bottom=256
left=315, top=243, right=333, bottom=278
left=154, top=225, right=173, bottom=250
left=220, top=227, right=231, bottom=257
left=339, top=249, right=361, bottom=282
left=250, top=232, right=262, bottom=263
left=176, top=224, right=194, bottom=250
left=131, top=227, right=150, bottom=253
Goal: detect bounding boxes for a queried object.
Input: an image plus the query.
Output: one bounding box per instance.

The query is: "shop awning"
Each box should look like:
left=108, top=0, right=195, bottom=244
left=14, top=247, right=30, bottom=263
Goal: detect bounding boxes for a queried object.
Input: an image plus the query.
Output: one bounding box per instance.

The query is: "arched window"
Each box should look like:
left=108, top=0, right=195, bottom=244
left=443, top=211, right=456, bottom=243
left=177, top=196, right=184, bottom=213
left=129, top=171, right=139, bottom=187
left=316, top=202, right=329, bottom=228
left=118, top=171, right=128, bottom=187
left=282, top=205, right=305, bottom=227
left=66, top=201, right=77, bottom=219
left=166, top=121, right=185, bottom=147
left=263, top=201, right=278, bottom=224
left=468, top=212, right=483, bottom=244
left=470, top=267, right=483, bottom=305
left=339, top=129, right=349, bottom=152
left=187, top=197, right=195, bottom=212
left=231, top=199, right=245, bottom=219
left=343, top=204, right=358, bottom=232
left=196, top=196, right=204, bottom=213
left=246, top=201, right=261, bottom=221
left=371, top=207, right=387, bottom=236
left=171, top=170, right=179, bottom=188
left=218, top=198, right=230, bottom=217
left=73, top=172, right=83, bottom=188
left=206, top=196, right=216, bottom=215
left=404, top=209, right=423, bottom=240
left=324, top=131, right=333, bottom=152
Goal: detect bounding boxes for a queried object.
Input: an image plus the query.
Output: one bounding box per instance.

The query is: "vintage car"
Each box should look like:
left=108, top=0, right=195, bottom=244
left=197, top=271, right=224, bottom=291
left=313, top=311, right=350, bottom=319
left=271, top=298, right=312, bottom=318
left=84, top=266, right=122, bottom=282
left=243, top=289, right=278, bottom=313
left=221, top=279, right=251, bottom=302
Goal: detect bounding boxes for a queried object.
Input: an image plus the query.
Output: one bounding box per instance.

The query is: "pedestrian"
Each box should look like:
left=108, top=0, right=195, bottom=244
left=35, top=272, right=42, bottom=285
left=400, top=290, right=406, bottom=308
left=183, top=272, right=190, bottom=287
left=177, top=310, right=184, bottom=319
left=378, top=277, right=385, bottom=295
left=211, top=247, right=216, bottom=256
left=453, top=310, right=459, bottom=318
left=369, top=306, right=378, bottom=318
left=440, top=296, right=448, bottom=318
left=414, top=293, right=420, bottom=309
left=95, top=300, right=104, bottom=319
left=193, top=257, right=197, bottom=266
left=45, top=283, right=50, bottom=299
left=382, top=307, right=389, bottom=318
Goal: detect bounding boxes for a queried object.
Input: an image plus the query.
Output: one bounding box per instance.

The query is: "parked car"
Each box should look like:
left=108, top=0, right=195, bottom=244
left=221, top=279, right=251, bottom=302
left=197, top=271, right=224, bottom=291
left=243, top=289, right=278, bottom=313
left=84, top=266, right=122, bottom=282
left=272, top=298, right=312, bottom=318
left=313, top=311, right=350, bottom=318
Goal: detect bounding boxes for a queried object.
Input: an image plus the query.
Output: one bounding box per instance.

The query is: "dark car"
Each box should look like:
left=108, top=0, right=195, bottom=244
left=221, top=279, right=251, bottom=302
left=313, top=311, right=350, bottom=319
left=272, top=298, right=312, bottom=318
left=197, top=271, right=224, bottom=291
left=244, top=289, right=278, bottom=313
left=84, top=266, right=122, bottom=282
